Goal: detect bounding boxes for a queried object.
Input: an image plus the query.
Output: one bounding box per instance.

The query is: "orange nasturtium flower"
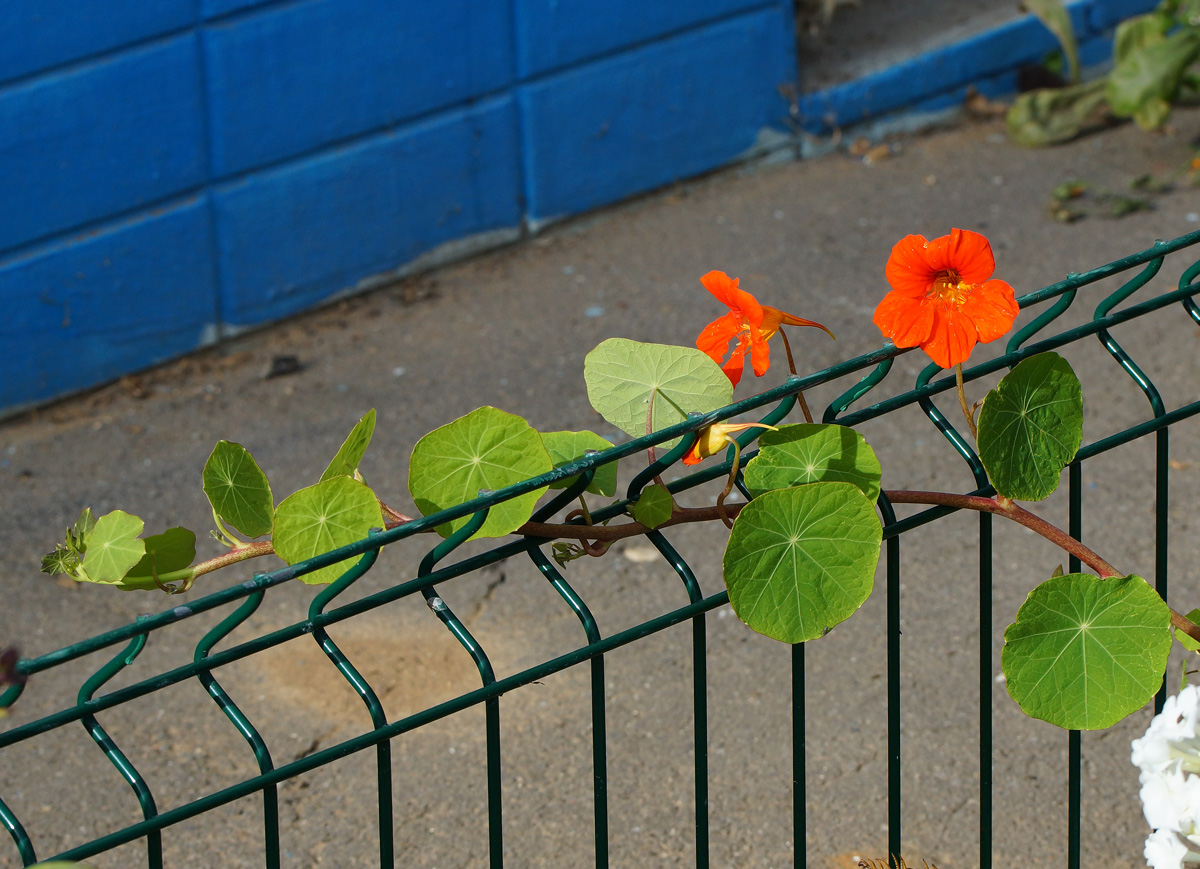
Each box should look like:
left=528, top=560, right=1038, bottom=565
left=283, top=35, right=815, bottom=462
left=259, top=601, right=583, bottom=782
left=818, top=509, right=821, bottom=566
left=873, top=228, right=1019, bottom=370
left=682, top=422, right=777, bottom=466
left=696, top=270, right=834, bottom=386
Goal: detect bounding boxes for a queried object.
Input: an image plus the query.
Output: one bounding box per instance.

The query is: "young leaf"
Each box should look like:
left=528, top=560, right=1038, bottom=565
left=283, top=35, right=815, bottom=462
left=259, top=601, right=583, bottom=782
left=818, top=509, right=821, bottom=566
left=632, top=484, right=674, bottom=529
left=408, top=407, right=553, bottom=540
left=583, top=338, right=732, bottom=448
left=81, top=510, right=147, bottom=584
left=723, top=482, right=882, bottom=643
left=70, top=507, right=97, bottom=552
left=977, top=352, right=1082, bottom=501
left=1006, top=79, right=1108, bottom=147
left=541, top=430, right=617, bottom=497
left=273, top=476, right=383, bottom=585
left=1023, top=0, right=1080, bottom=83
left=1001, top=573, right=1171, bottom=730
left=120, top=527, right=197, bottom=591
left=1176, top=608, right=1200, bottom=653
left=743, top=424, right=882, bottom=501
left=1107, top=28, right=1200, bottom=124
left=41, top=548, right=78, bottom=577
left=320, top=409, right=377, bottom=482
left=202, top=441, right=275, bottom=539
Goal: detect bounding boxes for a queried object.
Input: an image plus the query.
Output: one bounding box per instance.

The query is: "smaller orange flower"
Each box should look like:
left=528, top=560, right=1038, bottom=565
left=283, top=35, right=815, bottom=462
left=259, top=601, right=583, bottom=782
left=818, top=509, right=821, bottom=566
left=682, top=422, right=776, bottom=466
left=873, top=228, right=1019, bottom=369
left=696, top=271, right=834, bottom=386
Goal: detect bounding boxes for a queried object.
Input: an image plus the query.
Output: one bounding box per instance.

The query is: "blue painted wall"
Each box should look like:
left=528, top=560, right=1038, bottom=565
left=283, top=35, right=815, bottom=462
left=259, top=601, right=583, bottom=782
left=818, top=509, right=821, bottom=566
left=0, top=0, right=1157, bottom=413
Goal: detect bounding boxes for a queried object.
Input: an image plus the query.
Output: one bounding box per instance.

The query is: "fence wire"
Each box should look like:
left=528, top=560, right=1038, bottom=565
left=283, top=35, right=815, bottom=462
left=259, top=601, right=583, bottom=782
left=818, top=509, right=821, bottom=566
left=3, top=228, right=1200, bottom=868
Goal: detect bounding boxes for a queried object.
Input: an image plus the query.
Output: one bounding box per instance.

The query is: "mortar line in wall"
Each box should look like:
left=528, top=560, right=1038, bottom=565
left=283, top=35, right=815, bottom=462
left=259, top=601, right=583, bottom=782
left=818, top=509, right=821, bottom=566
left=0, top=0, right=315, bottom=93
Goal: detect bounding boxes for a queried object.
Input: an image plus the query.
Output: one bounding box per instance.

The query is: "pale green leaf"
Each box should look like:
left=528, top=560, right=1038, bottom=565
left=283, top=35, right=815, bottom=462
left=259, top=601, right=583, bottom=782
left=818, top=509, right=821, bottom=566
left=723, top=483, right=882, bottom=643
left=977, top=352, right=1082, bottom=501
left=202, top=441, right=275, bottom=538
left=541, top=430, right=617, bottom=497
left=80, top=510, right=146, bottom=585
left=583, top=338, right=732, bottom=449
left=273, top=477, right=383, bottom=585
left=320, top=409, right=377, bottom=482
left=1006, top=79, right=1108, bottom=146
left=1176, top=607, right=1200, bottom=653
left=1107, top=28, right=1200, bottom=122
left=1023, top=0, right=1080, bottom=82
left=744, top=424, right=882, bottom=501
left=632, top=484, right=674, bottom=529
left=1001, top=573, right=1171, bottom=730
left=408, top=407, right=553, bottom=540
left=120, top=528, right=197, bottom=591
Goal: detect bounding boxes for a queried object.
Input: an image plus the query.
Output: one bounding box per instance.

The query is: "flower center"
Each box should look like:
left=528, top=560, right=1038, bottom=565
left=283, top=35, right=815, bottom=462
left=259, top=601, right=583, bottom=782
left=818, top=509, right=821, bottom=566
left=928, top=268, right=971, bottom=308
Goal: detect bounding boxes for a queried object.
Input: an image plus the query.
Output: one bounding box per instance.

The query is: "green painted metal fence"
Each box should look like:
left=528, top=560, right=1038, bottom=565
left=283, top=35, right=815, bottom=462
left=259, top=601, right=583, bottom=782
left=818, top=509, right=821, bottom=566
left=3, top=228, right=1200, bottom=867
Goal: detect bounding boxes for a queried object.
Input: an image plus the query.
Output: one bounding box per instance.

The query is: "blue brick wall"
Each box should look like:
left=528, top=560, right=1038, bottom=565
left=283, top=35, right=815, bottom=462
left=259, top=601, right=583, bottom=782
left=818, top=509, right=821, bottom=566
left=0, top=0, right=1159, bottom=413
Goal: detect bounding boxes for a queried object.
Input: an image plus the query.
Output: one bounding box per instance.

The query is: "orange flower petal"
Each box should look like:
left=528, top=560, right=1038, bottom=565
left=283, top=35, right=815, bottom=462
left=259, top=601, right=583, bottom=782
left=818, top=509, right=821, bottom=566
left=722, top=340, right=748, bottom=386
left=749, top=328, right=771, bottom=377
left=885, top=234, right=938, bottom=297
left=696, top=313, right=742, bottom=362
left=922, top=307, right=978, bottom=369
left=700, top=271, right=764, bottom=325
left=926, top=228, right=995, bottom=286
left=960, top=279, right=1019, bottom=343
left=873, top=290, right=935, bottom=348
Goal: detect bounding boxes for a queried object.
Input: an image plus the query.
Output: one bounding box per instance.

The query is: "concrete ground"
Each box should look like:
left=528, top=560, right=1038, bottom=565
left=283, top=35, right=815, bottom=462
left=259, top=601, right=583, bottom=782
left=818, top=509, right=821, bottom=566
left=3, top=109, right=1200, bottom=868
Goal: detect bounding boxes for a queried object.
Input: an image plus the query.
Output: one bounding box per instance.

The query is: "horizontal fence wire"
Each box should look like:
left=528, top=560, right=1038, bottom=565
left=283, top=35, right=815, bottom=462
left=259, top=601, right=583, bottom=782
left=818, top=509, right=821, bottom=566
left=2, top=228, right=1200, bottom=867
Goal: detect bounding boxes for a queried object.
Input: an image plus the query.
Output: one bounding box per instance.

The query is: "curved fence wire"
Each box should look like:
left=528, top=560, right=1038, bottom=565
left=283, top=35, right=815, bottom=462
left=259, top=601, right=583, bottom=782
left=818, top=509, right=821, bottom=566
left=3, top=228, right=1200, bottom=868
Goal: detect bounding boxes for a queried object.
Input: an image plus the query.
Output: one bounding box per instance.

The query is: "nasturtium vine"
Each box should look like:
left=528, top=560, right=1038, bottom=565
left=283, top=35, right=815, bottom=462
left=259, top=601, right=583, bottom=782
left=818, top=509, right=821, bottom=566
left=1002, top=573, right=1171, bottom=730
left=541, top=430, right=617, bottom=497
left=408, top=406, right=553, bottom=540
left=977, top=352, right=1083, bottom=501
left=723, top=483, right=882, bottom=643
left=119, top=527, right=197, bottom=591
left=202, top=441, right=275, bottom=539
left=24, top=225, right=1198, bottom=748
left=743, top=423, right=882, bottom=501
left=584, top=338, right=732, bottom=447
left=272, top=476, right=383, bottom=586
left=632, top=484, right=675, bottom=529
left=81, top=510, right=147, bottom=585
left=320, top=409, right=377, bottom=482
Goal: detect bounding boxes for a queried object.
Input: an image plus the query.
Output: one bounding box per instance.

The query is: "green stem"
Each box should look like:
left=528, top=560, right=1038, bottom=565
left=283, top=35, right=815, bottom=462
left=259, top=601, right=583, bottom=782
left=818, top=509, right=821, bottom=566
left=779, top=329, right=814, bottom=424
left=954, top=363, right=977, bottom=441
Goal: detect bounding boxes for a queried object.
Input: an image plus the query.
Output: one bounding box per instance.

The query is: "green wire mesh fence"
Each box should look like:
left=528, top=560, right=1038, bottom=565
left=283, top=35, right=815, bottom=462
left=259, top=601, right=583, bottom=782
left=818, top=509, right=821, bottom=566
left=3, top=228, right=1200, bottom=868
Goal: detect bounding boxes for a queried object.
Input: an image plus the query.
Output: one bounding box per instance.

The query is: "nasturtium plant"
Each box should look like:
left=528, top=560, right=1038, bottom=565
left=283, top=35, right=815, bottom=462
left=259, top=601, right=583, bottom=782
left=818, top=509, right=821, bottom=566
left=408, top=406, right=553, bottom=540
left=977, top=353, right=1083, bottom=501
left=723, top=483, right=882, bottom=643
left=202, top=441, right=275, bottom=539
left=272, top=476, right=383, bottom=586
left=743, top=423, right=882, bottom=501
left=119, top=527, right=197, bottom=591
left=81, top=510, right=146, bottom=585
left=541, top=430, right=617, bottom=497
left=584, top=338, right=732, bottom=447
left=632, top=484, right=674, bottom=529
left=1001, top=573, right=1171, bottom=730
left=320, top=409, right=377, bottom=482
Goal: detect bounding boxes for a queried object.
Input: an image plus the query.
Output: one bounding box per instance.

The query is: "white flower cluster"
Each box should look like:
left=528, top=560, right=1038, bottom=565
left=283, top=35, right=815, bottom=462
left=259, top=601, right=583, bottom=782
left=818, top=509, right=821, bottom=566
left=1133, top=685, right=1200, bottom=868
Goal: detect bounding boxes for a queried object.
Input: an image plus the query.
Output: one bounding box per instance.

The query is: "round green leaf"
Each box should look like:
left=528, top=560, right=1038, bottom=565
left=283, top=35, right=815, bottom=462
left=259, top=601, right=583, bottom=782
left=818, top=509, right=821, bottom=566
left=541, top=430, right=616, bottom=497
left=723, top=483, right=882, bottom=643
left=202, top=441, right=275, bottom=538
left=120, top=527, right=197, bottom=591
left=81, top=510, right=146, bottom=584
left=632, top=484, right=674, bottom=529
left=320, top=409, right=377, bottom=482
left=743, top=424, right=882, bottom=501
left=977, top=352, right=1083, bottom=502
left=1001, top=573, right=1171, bottom=730
left=408, top=407, right=553, bottom=540
left=273, top=477, right=383, bottom=585
left=583, top=338, right=732, bottom=448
